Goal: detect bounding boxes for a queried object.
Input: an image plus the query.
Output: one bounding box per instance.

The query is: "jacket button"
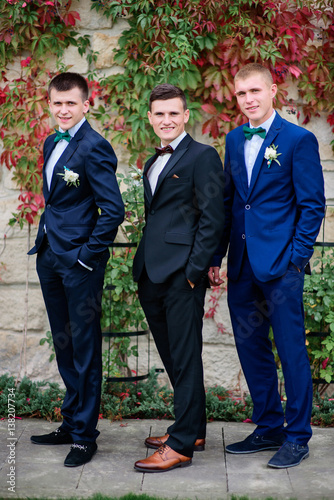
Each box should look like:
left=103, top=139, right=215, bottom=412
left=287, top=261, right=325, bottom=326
left=47, top=205, right=51, bottom=209
left=150, top=210, right=155, bottom=215
left=242, top=234, right=246, bottom=239
left=245, top=204, right=251, bottom=210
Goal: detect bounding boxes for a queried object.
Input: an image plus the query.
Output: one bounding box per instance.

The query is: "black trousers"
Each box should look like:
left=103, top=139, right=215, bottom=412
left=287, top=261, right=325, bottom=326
left=138, top=268, right=207, bottom=458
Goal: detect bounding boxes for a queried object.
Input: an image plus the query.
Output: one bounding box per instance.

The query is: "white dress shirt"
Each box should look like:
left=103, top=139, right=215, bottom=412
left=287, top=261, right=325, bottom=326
left=244, top=111, right=276, bottom=186
left=45, top=117, right=86, bottom=190
left=148, top=131, right=187, bottom=194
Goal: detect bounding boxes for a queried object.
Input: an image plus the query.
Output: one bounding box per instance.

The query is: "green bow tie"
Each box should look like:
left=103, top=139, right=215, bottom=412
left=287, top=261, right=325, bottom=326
left=54, top=129, right=71, bottom=143
left=243, top=125, right=266, bottom=140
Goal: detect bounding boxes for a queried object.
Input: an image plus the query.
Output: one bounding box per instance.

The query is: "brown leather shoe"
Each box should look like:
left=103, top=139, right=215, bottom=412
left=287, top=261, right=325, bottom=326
left=134, top=444, right=192, bottom=472
left=145, top=433, right=205, bottom=451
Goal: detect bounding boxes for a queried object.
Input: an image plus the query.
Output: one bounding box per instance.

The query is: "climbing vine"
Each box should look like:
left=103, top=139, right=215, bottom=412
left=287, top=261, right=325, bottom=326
left=0, top=0, right=333, bottom=222
left=91, top=0, right=334, bottom=161
left=0, top=0, right=89, bottom=226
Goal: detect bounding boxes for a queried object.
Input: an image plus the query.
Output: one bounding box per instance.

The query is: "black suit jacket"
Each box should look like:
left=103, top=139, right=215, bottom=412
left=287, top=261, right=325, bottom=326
left=133, top=134, right=225, bottom=284
left=28, top=120, right=124, bottom=268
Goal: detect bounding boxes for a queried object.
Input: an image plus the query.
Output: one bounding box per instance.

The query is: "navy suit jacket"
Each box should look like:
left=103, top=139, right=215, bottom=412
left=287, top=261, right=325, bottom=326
left=212, top=113, right=325, bottom=282
left=29, top=120, right=124, bottom=268
left=133, top=134, right=225, bottom=284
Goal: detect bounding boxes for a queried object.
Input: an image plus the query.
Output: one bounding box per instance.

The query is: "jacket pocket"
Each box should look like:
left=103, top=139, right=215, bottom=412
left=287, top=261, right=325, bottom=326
left=164, top=232, right=193, bottom=245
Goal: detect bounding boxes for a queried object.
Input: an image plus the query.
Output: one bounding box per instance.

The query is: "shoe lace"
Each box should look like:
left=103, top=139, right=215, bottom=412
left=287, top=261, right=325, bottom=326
left=70, top=443, right=87, bottom=451
left=157, top=444, right=169, bottom=456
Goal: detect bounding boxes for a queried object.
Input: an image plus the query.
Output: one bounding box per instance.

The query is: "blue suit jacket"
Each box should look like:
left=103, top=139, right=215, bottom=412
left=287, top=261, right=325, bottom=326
left=29, top=120, right=124, bottom=268
left=212, top=113, right=325, bottom=282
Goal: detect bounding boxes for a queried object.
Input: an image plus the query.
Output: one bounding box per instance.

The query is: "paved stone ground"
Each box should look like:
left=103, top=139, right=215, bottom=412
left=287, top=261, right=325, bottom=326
left=0, top=418, right=333, bottom=500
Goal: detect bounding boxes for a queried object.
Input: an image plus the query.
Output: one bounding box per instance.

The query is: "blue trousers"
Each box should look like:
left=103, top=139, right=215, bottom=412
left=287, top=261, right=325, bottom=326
left=37, top=241, right=109, bottom=442
left=228, top=253, right=313, bottom=445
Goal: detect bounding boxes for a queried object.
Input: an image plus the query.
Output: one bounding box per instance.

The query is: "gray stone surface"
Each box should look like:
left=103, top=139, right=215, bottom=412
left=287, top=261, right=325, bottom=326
left=0, top=419, right=333, bottom=499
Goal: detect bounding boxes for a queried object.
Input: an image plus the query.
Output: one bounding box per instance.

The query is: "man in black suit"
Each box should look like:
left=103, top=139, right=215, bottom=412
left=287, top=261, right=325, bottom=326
left=133, top=84, right=225, bottom=472
left=28, top=73, right=124, bottom=467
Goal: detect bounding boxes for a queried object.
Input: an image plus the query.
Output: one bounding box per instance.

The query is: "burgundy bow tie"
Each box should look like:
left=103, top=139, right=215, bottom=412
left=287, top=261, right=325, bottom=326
left=155, top=145, right=174, bottom=156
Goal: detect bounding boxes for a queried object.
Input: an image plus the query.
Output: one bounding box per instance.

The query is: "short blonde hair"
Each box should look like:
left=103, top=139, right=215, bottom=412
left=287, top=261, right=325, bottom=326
left=235, top=63, right=273, bottom=86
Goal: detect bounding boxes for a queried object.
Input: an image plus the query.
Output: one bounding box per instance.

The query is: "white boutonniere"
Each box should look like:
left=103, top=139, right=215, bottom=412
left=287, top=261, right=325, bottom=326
left=264, top=144, right=282, bottom=168
left=57, top=166, right=80, bottom=187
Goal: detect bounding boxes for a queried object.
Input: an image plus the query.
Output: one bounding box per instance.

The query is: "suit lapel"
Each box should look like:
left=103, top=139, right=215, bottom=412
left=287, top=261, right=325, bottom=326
left=143, top=155, right=157, bottom=207
left=247, top=113, right=282, bottom=200
left=236, top=129, right=249, bottom=199
left=153, top=134, right=191, bottom=196
left=46, top=121, right=91, bottom=199
left=143, top=134, right=192, bottom=204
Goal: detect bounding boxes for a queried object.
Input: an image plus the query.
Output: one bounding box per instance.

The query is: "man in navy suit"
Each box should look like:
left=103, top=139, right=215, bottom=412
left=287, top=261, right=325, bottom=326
left=29, top=73, right=124, bottom=467
left=209, top=63, right=325, bottom=469
left=133, top=84, right=225, bottom=472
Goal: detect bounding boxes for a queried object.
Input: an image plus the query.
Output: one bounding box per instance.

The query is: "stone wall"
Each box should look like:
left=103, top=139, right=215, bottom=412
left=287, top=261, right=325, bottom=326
left=1, top=0, right=333, bottom=392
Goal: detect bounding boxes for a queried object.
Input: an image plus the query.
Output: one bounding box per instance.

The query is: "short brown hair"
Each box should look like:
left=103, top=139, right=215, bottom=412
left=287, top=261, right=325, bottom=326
left=235, top=63, right=273, bottom=86
left=48, top=72, right=89, bottom=101
left=149, top=84, right=187, bottom=111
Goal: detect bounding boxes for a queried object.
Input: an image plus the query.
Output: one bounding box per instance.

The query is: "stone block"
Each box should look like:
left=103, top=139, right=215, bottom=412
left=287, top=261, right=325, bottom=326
left=0, top=226, right=39, bottom=285
left=0, top=285, right=48, bottom=332
left=92, top=32, right=121, bottom=69
left=324, top=171, right=334, bottom=204
left=0, top=330, right=62, bottom=384
left=202, top=343, right=246, bottom=390
left=0, top=194, right=21, bottom=228
left=63, top=44, right=89, bottom=75
left=72, top=0, right=112, bottom=30
left=95, top=66, right=125, bottom=78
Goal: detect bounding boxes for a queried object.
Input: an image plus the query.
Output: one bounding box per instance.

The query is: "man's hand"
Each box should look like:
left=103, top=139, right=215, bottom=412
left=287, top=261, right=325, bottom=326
left=208, top=266, right=224, bottom=286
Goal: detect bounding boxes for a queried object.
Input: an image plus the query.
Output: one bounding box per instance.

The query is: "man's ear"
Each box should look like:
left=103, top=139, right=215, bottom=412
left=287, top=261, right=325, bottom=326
left=271, top=84, right=278, bottom=98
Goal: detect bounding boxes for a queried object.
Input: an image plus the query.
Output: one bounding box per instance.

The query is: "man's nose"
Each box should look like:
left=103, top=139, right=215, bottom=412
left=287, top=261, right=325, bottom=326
left=245, top=92, right=253, bottom=103
left=60, top=104, right=68, bottom=114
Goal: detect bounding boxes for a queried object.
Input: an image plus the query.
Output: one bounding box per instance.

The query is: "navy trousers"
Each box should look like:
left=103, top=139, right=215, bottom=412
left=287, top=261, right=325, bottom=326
left=36, top=240, right=109, bottom=442
left=138, top=268, right=207, bottom=458
left=227, top=253, right=313, bottom=445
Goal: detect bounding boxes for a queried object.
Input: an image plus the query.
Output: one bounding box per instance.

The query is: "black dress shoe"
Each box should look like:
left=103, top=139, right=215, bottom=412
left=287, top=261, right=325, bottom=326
left=64, top=441, right=97, bottom=467
left=30, top=427, right=73, bottom=445
left=226, top=431, right=285, bottom=454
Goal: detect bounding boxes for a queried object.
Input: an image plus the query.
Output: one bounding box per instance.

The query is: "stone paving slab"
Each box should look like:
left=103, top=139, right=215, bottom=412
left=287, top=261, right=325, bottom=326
left=0, top=419, right=333, bottom=500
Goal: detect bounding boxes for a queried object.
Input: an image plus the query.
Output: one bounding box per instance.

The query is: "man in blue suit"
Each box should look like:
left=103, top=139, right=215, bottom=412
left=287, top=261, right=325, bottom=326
left=209, top=63, right=325, bottom=468
left=28, top=73, right=124, bottom=467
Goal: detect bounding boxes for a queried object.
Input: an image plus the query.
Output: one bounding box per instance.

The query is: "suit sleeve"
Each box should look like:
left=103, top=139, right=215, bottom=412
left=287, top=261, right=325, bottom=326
left=211, top=136, right=234, bottom=268
left=185, top=147, right=225, bottom=283
left=290, top=131, right=325, bottom=270
left=78, top=137, right=125, bottom=267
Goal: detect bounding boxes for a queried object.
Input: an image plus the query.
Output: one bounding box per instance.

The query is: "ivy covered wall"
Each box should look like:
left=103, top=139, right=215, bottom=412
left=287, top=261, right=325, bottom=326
left=0, top=0, right=333, bottom=390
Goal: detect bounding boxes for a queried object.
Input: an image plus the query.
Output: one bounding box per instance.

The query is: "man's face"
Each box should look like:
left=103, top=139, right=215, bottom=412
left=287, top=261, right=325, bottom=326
left=148, top=97, right=189, bottom=146
left=234, top=73, right=277, bottom=127
left=48, top=87, right=89, bottom=130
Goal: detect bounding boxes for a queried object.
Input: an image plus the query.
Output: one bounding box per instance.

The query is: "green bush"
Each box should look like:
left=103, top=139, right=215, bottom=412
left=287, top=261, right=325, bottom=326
left=1, top=371, right=333, bottom=427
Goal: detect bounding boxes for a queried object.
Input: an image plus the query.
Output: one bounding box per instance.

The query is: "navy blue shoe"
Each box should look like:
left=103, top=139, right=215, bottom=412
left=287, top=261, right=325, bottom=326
left=268, top=441, right=309, bottom=468
left=226, top=431, right=285, bottom=454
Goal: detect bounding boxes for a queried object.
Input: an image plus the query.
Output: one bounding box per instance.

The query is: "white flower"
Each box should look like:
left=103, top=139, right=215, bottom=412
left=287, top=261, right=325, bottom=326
left=264, top=144, right=281, bottom=168
left=57, top=166, right=80, bottom=187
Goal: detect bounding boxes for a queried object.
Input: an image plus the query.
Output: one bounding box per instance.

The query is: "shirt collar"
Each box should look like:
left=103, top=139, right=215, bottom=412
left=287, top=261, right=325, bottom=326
left=161, top=131, right=187, bottom=150
left=250, top=111, right=276, bottom=133
left=59, top=117, right=86, bottom=138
